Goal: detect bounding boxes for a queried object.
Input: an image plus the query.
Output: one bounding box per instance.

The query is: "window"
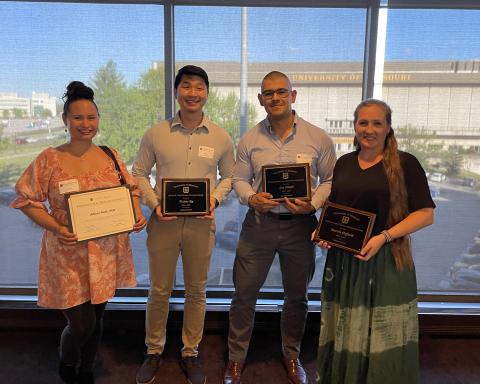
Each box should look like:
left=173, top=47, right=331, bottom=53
left=381, top=8, right=480, bottom=293
left=0, top=1, right=164, bottom=286
left=174, top=6, right=365, bottom=289
left=1, top=1, right=479, bottom=304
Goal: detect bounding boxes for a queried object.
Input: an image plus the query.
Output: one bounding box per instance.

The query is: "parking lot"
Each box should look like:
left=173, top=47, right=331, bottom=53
left=1, top=181, right=479, bottom=293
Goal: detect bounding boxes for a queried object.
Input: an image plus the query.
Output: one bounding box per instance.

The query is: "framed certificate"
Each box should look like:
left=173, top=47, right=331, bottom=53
left=313, top=201, right=376, bottom=254
left=65, top=185, right=136, bottom=242
left=262, top=163, right=311, bottom=201
left=161, top=178, right=210, bottom=216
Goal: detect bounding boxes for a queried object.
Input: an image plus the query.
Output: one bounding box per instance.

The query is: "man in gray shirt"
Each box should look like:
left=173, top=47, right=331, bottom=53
left=224, top=71, right=336, bottom=384
left=133, top=65, right=235, bottom=384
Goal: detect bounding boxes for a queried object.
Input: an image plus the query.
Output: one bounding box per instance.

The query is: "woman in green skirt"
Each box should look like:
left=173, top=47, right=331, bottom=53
left=315, top=99, right=435, bottom=384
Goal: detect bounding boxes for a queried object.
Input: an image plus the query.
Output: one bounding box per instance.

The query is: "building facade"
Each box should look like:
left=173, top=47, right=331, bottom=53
left=0, top=92, right=56, bottom=118
left=168, top=60, right=480, bottom=164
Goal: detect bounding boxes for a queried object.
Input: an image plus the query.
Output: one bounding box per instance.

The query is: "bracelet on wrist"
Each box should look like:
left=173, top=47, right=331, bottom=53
left=381, top=229, right=392, bottom=243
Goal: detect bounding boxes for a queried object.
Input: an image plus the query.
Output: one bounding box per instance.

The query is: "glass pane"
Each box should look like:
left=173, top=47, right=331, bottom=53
left=174, top=6, right=366, bottom=290
left=383, top=9, right=480, bottom=293
left=0, top=2, right=164, bottom=286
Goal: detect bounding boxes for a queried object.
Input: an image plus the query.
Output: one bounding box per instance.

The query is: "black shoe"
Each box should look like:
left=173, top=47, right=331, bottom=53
left=59, top=361, right=77, bottom=384
left=78, top=370, right=95, bottom=384
left=136, top=354, right=163, bottom=384
left=180, top=356, right=206, bottom=384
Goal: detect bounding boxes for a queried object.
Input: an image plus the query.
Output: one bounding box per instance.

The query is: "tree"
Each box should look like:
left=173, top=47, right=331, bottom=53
left=135, top=65, right=165, bottom=125
left=91, top=60, right=126, bottom=104
left=13, top=109, right=25, bottom=118
left=204, top=89, right=257, bottom=143
left=91, top=60, right=256, bottom=163
left=0, top=124, right=11, bottom=152
left=90, top=60, right=128, bottom=132
left=40, top=108, right=52, bottom=118
left=396, top=125, right=439, bottom=172
left=91, top=61, right=134, bottom=160
left=32, top=106, right=52, bottom=120
left=443, top=148, right=463, bottom=177
left=91, top=61, right=166, bottom=163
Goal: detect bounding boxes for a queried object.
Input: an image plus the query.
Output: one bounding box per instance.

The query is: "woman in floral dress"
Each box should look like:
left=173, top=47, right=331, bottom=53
left=10, top=81, right=146, bottom=384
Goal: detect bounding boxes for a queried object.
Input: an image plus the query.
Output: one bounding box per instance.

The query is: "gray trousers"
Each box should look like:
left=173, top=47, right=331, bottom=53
left=228, top=209, right=318, bottom=362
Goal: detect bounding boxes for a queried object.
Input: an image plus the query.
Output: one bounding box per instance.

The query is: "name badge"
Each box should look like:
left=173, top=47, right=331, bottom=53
left=58, top=179, right=80, bottom=194
left=296, top=153, right=312, bottom=164
left=198, top=146, right=214, bottom=159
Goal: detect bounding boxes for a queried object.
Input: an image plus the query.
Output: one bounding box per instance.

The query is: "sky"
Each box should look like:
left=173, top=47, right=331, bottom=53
left=1, top=2, right=480, bottom=98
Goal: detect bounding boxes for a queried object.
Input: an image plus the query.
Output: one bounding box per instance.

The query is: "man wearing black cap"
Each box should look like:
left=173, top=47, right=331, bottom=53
left=133, top=65, right=235, bottom=384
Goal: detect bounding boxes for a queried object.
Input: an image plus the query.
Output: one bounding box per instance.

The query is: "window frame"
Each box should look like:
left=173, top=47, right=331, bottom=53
left=1, top=0, right=479, bottom=312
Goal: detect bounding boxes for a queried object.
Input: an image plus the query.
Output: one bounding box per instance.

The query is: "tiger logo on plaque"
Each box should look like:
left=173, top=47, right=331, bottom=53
left=342, top=216, right=350, bottom=225
left=282, top=172, right=289, bottom=180
left=183, top=186, right=189, bottom=194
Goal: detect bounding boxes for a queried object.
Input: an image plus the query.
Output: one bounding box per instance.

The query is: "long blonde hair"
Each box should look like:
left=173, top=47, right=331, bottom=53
left=354, top=99, right=413, bottom=270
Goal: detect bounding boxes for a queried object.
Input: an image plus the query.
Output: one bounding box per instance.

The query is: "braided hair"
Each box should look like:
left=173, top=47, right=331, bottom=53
left=354, top=99, right=413, bottom=270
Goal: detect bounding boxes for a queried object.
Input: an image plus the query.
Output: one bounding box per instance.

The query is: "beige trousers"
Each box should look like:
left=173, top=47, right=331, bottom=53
left=145, top=215, right=215, bottom=357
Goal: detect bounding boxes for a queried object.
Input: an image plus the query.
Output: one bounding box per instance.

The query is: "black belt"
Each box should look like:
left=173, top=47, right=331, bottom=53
left=262, top=212, right=314, bottom=220
left=251, top=209, right=314, bottom=220
left=261, top=211, right=294, bottom=220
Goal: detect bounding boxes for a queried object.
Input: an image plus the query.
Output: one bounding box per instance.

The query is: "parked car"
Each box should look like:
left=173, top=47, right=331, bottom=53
left=429, top=172, right=446, bottom=182
left=448, top=177, right=476, bottom=188
left=15, top=137, right=28, bottom=144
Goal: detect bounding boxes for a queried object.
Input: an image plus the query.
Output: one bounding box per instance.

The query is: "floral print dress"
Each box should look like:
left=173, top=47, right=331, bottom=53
left=10, top=147, right=139, bottom=309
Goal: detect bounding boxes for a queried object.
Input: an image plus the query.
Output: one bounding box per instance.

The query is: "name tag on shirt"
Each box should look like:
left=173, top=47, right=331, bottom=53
left=296, top=153, right=312, bottom=164
left=58, top=179, right=80, bottom=194
left=198, top=146, right=214, bottom=159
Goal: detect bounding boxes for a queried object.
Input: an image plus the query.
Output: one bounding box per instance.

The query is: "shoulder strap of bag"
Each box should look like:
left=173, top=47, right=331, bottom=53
left=99, top=145, right=126, bottom=185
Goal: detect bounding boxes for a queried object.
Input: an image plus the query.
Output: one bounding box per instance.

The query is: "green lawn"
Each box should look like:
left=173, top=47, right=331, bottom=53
left=0, top=137, right=65, bottom=187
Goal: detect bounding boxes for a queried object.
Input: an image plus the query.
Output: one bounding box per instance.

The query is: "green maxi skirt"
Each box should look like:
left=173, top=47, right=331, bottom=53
left=316, top=245, right=418, bottom=384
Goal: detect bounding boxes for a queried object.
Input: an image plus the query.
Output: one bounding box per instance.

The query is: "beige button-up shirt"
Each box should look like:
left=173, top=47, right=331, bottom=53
left=132, top=112, right=235, bottom=210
